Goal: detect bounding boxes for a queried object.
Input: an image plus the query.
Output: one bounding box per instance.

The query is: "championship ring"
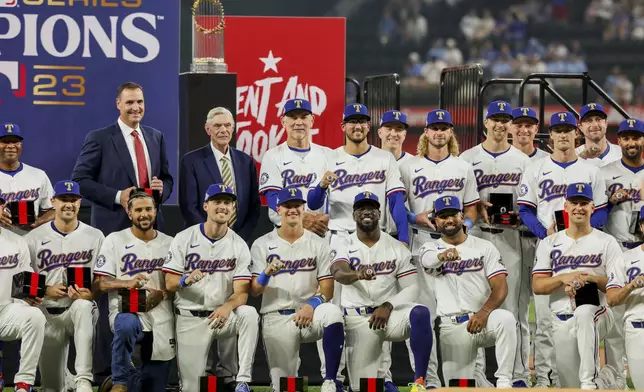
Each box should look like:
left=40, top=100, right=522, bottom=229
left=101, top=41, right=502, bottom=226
left=326, top=174, right=334, bottom=183
left=573, top=281, right=582, bottom=290
left=616, top=192, right=625, bottom=201
left=366, top=268, right=375, bottom=277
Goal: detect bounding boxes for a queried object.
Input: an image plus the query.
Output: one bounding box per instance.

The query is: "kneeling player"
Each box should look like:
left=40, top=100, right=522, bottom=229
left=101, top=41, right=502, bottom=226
left=418, top=196, right=516, bottom=388
left=532, top=183, right=620, bottom=389
left=163, top=184, right=259, bottom=392
left=24, top=181, right=103, bottom=392
left=94, top=191, right=174, bottom=392
left=331, top=192, right=432, bottom=392
left=250, top=188, right=344, bottom=392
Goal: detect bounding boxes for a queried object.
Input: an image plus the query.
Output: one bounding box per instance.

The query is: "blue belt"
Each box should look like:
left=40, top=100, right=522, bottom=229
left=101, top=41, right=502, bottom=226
left=622, top=241, right=643, bottom=249
left=631, top=321, right=644, bottom=328
left=557, top=314, right=574, bottom=321
left=278, top=309, right=296, bottom=315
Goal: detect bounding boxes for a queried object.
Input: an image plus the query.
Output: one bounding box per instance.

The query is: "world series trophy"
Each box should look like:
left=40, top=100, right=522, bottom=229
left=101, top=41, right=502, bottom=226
left=191, top=0, right=227, bottom=73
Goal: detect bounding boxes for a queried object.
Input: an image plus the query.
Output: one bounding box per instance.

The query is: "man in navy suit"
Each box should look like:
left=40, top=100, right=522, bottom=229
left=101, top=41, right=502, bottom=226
left=71, top=82, right=173, bottom=236
left=178, top=106, right=260, bottom=391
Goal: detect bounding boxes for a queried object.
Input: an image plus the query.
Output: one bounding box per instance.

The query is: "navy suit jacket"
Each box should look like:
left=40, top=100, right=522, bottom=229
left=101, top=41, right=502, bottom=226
left=71, top=123, right=174, bottom=235
left=179, top=145, right=260, bottom=242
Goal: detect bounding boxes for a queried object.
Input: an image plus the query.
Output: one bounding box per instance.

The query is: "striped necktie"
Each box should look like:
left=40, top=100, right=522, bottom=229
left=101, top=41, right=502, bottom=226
left=220, top=156, right=237, bottom=227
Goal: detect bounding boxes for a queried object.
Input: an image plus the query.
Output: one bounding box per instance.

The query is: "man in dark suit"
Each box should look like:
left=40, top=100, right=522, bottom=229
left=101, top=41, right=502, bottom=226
left=178, top=106, right=260, bottom=391
left=71, top=82, right=173, bottom=235
left=179, top=106, right=260, bottom=242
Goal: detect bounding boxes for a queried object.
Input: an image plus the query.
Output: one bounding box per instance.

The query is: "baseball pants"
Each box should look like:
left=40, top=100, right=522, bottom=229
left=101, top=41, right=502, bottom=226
left=551, top=305, right=614, bottom=389
left=0, top=302, right=46, bottom=385
left=39, top=300, right=98, bottom=392
left=438, top=309, right=517, bottom=388
left=624, top=320, right=644, bottom=390
left=206, top=337, right=239, bottom=385
left=262, top=304, right=344, bottom=392
left=603, top=304, right=627, bottom=389
left=175, top=305, right=259, bottom=392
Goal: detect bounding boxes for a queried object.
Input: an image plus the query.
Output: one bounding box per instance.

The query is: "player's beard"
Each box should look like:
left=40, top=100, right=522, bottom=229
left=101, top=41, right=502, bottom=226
left=624, top=144, right=642, bottom=159
left=346, top=127, right=367, bottom=144
left=133, top=216, right=155, bottom=231
left=439, top=222, right=462, bottom=237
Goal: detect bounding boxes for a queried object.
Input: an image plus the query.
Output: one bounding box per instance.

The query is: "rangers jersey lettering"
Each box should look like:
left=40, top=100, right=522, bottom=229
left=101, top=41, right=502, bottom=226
left=533, top=229, right=621, bottom=314
left=162, top=224, right=252, bottom=311
left=607, top=248, right=644, bottom=322
left=0, top=228, right=32, bottom=305
left=250, top=229, right=333, bottom=314
left=600, top=160, right=644, bottom=244
left=24, top=221, right=104, bottom=308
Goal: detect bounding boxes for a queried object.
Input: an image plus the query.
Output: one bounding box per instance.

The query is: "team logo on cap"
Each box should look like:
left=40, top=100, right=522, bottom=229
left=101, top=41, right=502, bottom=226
left=520, top=108, right=530, bottom=116
left=576, top=183, right=585, bottom=193
left=442, top=196, right=452, bottom=206
left=586, top=103, right=598, bottom=110
left=393, top=111, right=401, bottom=120
left=436, top=111, right=445, bottom=120
left=364, top=191, right=372, bottom=198
left=558, top=113, right=568, bottom=121
left=64, top=182, right=74, bottom=191
left=353, top=104, right=362, bottom=112
left=497, top=102, right=507, bottom=111
left=293, top=99, right=304, bottom=108
left=288, top=188, right=298, bottom=196
left=5, top=124, right=14, bottom=133
left=627, top=119, right=637, bottom=128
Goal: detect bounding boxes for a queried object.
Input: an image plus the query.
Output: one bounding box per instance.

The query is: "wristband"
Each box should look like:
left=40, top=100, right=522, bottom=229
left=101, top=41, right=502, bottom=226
left=306, top=295, right=324, bottom=310
left=257, top=272, right=270, bottom=286
left=464, top=218, right=473, bottom=230
left=179, top=274, right=189, bottom=288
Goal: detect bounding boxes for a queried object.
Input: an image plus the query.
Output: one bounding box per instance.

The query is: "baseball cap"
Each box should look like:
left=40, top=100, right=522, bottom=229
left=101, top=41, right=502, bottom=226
left=276, top=187, right=306, bottom=206
left=434, top=195, right=462, bottom=215
left=380, top=110, right=409, bottom=128
left=565, top=183, right=593, bottom=201
left=426, top=109, right=453, bottom=127
left=53, top=180, right=81, bottom=198
left=353, top=191, right=380, bottom=209
left=485, top=100, right=513, bottom=119
left=283, top=99, right=312, bottom=116
left=617, top=118, right=644, bottom=134
left=0, top=123, right=23, bottom=140
left=343, top=103, right=370, bottom=121
left=580, top=103, right=607, bottom=120
left=204, top=183, right=237, bottom=202
left=549, top=112, right=577, bottom=130
left=511, top=107, right=539, bottom=123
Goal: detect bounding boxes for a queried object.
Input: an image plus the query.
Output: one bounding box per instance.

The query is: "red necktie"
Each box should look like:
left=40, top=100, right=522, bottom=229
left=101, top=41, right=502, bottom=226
left=131, top=130, right=150, bottom=188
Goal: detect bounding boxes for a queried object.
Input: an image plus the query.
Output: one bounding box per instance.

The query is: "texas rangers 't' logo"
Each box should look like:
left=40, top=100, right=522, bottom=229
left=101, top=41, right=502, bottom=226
left=0, top=61, right=27, bottom=104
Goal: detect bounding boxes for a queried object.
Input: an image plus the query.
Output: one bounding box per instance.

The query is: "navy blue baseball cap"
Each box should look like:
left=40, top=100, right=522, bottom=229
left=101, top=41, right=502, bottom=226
left=204, top=183, right=237, bottom=202
left=380, top=110, right=409, bottom=128
left=617, top=118, right=644, bottom=134
left=549, top=112, right=577, bottom=130
left=566, top=183, right=593, bottom=201
left=343, top=103, right=370, bottom=121
left=53, top=180, right=81, bottom=198
left=485, top=100, right=513, bottom=119
left=426, top=109, right=453, bottom=127
left=276, top=187, right=306, bottom=206
left=580, top=103, right=607, bottom=120
left=434, top=195, right=462, bottom=215
left=283, top=99, right=312, bottom=116
left=0, top=123, right=22, bottom=140
left=512, top=107, right=539, bottom=123
left=353, top=191, right=380, bottom=209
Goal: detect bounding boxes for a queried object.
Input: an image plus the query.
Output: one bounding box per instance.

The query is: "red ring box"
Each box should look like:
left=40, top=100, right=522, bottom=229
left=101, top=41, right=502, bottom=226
left=12, top=271, right=46, bottom=299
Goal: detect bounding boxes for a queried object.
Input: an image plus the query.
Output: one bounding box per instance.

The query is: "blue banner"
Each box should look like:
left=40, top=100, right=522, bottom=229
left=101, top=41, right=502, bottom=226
left=0, top=0, right=180, bottom=203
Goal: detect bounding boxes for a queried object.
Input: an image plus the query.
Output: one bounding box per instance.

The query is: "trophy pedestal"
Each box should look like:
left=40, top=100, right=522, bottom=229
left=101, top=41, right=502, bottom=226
left=178, top=72, right=238, bottom=156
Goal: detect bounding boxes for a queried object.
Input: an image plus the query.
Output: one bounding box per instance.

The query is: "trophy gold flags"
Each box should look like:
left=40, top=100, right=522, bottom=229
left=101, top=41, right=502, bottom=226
left=191, top=0, right=227, bottom=73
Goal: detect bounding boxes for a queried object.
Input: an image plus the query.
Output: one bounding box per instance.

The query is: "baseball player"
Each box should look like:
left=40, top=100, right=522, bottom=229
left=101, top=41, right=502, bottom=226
left=330, top=191, right=432, bottom=392
left=398, top=109, right=479, bottom=389
left=418, top=195, right=517, bottom=388
left=307, top=103, right=409, bottom=250
left=532, top=183, right=620, bottom=389
left=259, top=98, right=330, bottom=235
left=0, top=123, right=55, bottom=235
left=250, top=187, right=344, bottom=392
left=94, top=191, right=174, bottom=392
left=23, top=180, right=103, bottom=392
left=576, top=103, right=621, bottom=167
left=163, top=184, right=259, bottom=392
left=606, top=207, right=644, bottom=390
left=460, top=100, right=531, bottom=387
left=598, top=118, right=644, bottom=389
left=0, top=195, right=46, bottom=392
left=509, top=107, right=558, bottom=388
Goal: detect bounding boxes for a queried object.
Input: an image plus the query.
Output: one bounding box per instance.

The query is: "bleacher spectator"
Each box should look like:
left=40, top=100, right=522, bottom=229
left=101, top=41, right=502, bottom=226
left=443, top=38, right=463, bottom=67
left=460, top=10, right=481, bottom=42
left=379, top=6, right=398, bottom=45
left=402, top=3, right=428, bottom=44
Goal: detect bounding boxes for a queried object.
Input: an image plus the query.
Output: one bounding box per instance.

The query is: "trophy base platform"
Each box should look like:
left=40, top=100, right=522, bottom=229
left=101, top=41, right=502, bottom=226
left=190, top=61, right=228, bottom=74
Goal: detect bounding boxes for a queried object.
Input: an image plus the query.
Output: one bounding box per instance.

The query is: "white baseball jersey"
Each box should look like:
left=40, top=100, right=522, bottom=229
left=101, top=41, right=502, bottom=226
left=0, top=163, right=54, bottom=235
left=162, top=224, right=252, bottom=311
left=517, top=157, right=608, bottom=229
left=94, top=228, right=173, bottom=331
left=576, top=142, right=621, bottom=167
left=528, top=148, right=550, bottom=163
left=533, top=229, right=622, bottom=314
left=600, top=160, right=644, bottom=244
left=0, top=228, right=32, bottom=305
left=418, top=235, right=507, bottom=317
left=607, top=246, right=644, bottom=322
left=460, top=145, right=530, bottom=225
left=311, top=146, right=406, bottom=232
left=250, top=229, right=333, bottom=314
left=399, top=154, right=480, bottom=214
left=331, top=232, right=416, bottom=308
left=259, top=142, right=331, bottom=225
left=24, top=221, right=104, bottom=308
